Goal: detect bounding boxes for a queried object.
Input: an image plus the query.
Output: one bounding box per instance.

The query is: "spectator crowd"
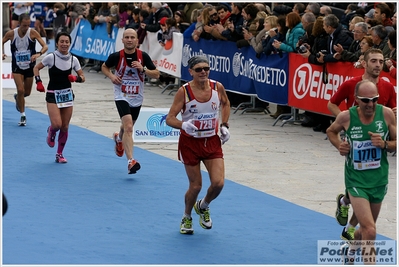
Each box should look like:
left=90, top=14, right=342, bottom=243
left=8, top=2, right=397, bottom=132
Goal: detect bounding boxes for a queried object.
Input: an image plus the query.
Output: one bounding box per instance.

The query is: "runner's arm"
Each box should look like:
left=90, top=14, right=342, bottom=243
left=166, top=87, right=185, bottom=129
left=2, top=31, right=13, bottom=60
left=326, top=111, right=350, bottom=153
left=383, top=106, right=397, bottom=152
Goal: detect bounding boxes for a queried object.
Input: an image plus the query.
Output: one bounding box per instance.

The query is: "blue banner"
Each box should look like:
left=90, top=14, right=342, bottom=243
left=181, top=37, right=288, bottom=105
left=250, top=50, right=289, bottom=105
left=29, top=3, right=49, bottom=27
left=70, top=19, right=117, bottom=61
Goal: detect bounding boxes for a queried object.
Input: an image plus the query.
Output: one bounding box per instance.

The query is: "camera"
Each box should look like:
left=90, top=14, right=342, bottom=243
left=298, top=45, right=307, bottom=54
left=316, top=50, right=327, bottom=58
left=297, top=35, right=307, bottom=46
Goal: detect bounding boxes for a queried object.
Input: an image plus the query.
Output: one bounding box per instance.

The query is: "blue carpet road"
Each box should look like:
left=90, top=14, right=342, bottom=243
left=1, top=100, right=395, bottom=265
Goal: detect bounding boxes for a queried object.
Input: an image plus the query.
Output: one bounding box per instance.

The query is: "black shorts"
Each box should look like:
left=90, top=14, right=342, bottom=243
left=115, top=100, right=141, bottom=120
left=46, top=91, right=75, bottom=104
left=12, top=13, right=19, bottom=21
left=12, top=66, right=34, bottom=77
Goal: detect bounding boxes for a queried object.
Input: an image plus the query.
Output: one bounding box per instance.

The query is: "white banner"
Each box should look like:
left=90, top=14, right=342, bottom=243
left=134, top=108, right=181, bottom=143
left=140, top=32, right=182, bottom=78
left=2, top=62, right=16, bottom=89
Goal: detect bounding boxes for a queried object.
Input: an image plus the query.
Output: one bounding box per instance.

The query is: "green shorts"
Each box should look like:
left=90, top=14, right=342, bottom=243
left=346, top=185, right=388, bottom=203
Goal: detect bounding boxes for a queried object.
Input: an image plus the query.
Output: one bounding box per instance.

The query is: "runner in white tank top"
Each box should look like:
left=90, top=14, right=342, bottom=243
left=166, top=55, right=231, bottom=234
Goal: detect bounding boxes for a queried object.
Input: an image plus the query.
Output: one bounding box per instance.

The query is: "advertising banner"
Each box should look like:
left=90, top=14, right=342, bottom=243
left=181, top=37, right=289, bottom=104
left=140, top=32, right=183, bottom=78
left=2, top=63, right=15, bottom=89
left=134, top=108, right=181, bottom=143
left=288, top=53, right=396, bottom=116
left=181, top=37, right=255, bottom=95
left=70, top=19, right=117, bottom=61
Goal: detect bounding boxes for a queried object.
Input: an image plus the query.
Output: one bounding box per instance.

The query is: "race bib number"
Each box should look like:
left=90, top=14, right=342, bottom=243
left=55, top=88, right=73, bottom=108
left=15, top=51, right=31, bottom=69
left=121, top=80, right=140, bottom=97
left=352, top=140, right=381, bottom=170
left=192, top=113, right=217, bottom=137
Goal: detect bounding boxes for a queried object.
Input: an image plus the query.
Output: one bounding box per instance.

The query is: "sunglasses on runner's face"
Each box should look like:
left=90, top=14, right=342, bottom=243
left=357, top=95, right=379, bottom=103
left=193, top=67, right=210, bottom=72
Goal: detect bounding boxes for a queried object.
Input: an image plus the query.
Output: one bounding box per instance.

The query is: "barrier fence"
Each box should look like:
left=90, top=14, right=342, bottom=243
left=3, top=20, right=396, bottom=117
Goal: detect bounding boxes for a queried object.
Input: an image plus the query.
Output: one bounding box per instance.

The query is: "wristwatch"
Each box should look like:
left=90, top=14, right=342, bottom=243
left=384, top=141, right=388, bottom=150
left=220, top=122, right=229, bottom=129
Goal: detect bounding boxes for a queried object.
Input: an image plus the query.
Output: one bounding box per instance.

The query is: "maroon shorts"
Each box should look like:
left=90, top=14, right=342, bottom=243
left=178, top=134, right=223, bottom=166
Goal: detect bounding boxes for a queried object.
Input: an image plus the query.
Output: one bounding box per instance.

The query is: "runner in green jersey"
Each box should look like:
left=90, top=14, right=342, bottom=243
left=326, top=80, right=396, bottom=263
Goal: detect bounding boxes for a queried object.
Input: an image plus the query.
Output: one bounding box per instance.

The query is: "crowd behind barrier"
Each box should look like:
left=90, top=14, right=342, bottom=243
left=68, top=21, right=396, bottom=117
left=6, top=2, right=395, bottom=118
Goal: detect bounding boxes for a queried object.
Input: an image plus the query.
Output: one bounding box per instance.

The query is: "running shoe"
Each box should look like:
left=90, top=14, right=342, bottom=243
left=18, top=116, right=26, bottom=126
left=180, top=216, right=194, bottom=235
left=128, top=159, right=140, bottom=174
left=113, top=132, right=124, bottom=157
left=341, top=226, right=355, bottom=241
left=14, top=93, right=20, bottom=112
left=340, top=243, right=355, bottom=265
left=46, top=126, right=56, bottom=147
left=336, top=193, right=349, bottom=226
left=55, top=153, right=67, bottom=163
left=194, top=200, right=212, bottom=229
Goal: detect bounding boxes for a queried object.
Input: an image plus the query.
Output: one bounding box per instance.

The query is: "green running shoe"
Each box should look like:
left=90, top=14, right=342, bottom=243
left=341, top=226, right=355, bottom=241
left=180, top=216, right=194, bottom=235
left=336, top=193, right=349, bottom=226
left=194, top=200, right=212, bottom=229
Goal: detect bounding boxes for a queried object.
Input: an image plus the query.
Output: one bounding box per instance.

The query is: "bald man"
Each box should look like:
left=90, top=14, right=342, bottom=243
left=326, top=80, right=396, bottom=263
left=102, top=28, right=160, bottom=174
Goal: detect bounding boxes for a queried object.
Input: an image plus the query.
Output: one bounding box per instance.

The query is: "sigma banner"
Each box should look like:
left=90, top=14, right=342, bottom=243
left=70, top=19, right=117, bottom=61
left=134, top=108, right=181, bottom=143
left=181, top=37, right=289, bottom=105
left=140, top=32, right=183, bottom=78
left=288, top=53, right=396, bottom=116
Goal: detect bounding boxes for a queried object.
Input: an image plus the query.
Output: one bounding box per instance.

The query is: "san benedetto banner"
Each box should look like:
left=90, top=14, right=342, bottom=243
left=133, top=108, right=181, bottom=143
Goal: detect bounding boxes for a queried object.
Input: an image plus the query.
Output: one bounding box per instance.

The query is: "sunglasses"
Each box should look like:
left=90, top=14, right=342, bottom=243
left=209, top=13, right=218, bottom=17
left=193, top=67, right=210, bottom=72
left=357, top=95, right=379, bottom=103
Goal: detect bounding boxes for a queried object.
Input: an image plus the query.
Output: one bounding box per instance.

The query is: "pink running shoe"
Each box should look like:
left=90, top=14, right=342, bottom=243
left=47, top=126, right=56, bottom=147
left=55, top=153, right=67, bottom=163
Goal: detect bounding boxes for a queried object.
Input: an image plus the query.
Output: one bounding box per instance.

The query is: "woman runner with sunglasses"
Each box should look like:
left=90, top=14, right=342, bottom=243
left=166, top=56, right=230, bottom=234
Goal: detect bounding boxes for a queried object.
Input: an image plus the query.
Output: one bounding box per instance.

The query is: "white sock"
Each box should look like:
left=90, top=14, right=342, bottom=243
left=183, top=213, right=191, bottom=219
left=199, top=199, right=209, bottom=210
left=21, top=112, right=26, bottom=116
left=340, top=197, right=348, bottom=206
